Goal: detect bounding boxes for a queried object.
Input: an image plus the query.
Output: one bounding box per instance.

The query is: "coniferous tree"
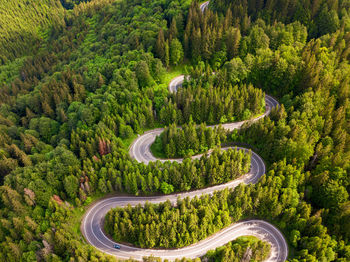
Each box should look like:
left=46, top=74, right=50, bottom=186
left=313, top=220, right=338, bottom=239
left=155, top=28, right=166, bottom=62
left=170, top=38, right=184, bottom=66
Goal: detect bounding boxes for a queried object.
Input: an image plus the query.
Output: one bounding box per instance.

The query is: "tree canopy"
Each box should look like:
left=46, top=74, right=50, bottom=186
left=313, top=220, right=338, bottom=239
left=0, top=0, right=349, bottom=261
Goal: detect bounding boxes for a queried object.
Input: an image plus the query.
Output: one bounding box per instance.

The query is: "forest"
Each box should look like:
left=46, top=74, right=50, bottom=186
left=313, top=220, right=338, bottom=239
left=0, top=0, right=65, bottom=64
left=159, top=68, right=265, bottom=125
left=152, top=121, right=229, bottom=157
left=105, top=190, right=272, bottom=251
left=129, top=235, right=271, bottom=262
left=0, top=0, right=349, bottom=261
left=204, top=236, right=271, bottom=262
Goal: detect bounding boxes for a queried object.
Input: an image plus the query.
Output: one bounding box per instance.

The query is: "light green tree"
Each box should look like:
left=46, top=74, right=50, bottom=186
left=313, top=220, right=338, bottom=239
left=170, top=38, right=184, bottom=66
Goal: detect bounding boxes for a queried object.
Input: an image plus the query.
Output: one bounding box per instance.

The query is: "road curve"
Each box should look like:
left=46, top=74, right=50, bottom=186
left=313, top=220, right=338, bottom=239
left=81, top=147, right=287, bottom=261
left=200, top=1, right=210, bottom=12
left=82, top=1, right=286, bottom=260
left=82, top=147, right=287, bottom=261
left=83, top=198, right=287, bottom=261
left=81, top=75, right=287, bottom=261
left=130, top=75, right=279, bottom=164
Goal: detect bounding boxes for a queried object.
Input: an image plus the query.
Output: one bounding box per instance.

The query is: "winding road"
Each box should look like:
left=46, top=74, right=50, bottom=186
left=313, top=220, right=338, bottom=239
left=130, top=75, right=279, bottom=164
left=200, top=1, right=210, bottom=13
left=82, top=75, right=286, bottom=261
left=81, top=1, right=288, bottom=261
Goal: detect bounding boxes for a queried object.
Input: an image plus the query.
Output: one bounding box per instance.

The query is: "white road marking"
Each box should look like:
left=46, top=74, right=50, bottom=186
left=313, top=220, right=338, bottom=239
left=82, top=7, right=284, bottom=260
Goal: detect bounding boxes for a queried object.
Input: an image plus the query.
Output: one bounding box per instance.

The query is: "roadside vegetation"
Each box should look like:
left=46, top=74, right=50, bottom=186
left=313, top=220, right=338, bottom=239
left=153, top=121, right=227, bottom=158
left=158, top=67, right=265, bottom=126
left=104, top=188, right=269, bottom=252
left=205, top=236, right=271, bottom=262
left=0, top=0, right=349, bottom=261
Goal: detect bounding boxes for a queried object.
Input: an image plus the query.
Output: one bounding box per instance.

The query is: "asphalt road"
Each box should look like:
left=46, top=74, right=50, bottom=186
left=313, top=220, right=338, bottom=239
left=130, top=75, right=279, bottom=164
left=81, top=76, right=286, bottom=261
left=81, top=1, right=287, bottom=261
left=82, top=144, right=288, bottom=261
left=200, top=1, right=210, bottom=12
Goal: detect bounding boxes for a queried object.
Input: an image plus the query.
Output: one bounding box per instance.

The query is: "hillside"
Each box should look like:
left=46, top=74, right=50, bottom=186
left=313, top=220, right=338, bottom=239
left=0, top=0, right=349, bottom=261
left=0, top=0, right=66, bottom=64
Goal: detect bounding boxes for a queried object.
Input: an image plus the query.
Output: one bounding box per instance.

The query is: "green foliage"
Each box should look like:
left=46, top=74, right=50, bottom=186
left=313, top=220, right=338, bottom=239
left=0, top=0, right=64, bottom=63
left=105, top=160, right=346, bottom=261
left=159, top=68, right=265, bottom=126
left=158, top=121, right=228, bottom=158
left=160, top=182, right=174, bottom=194
left=205, top=236, right=271, bottom=262
left=0, top=57, right=27, bottom=84
left=64, top=175, right=79, bottom=199
left=90, top=146, right=251, bottom=195
left=170, top=38, right=184, bottom=66
left=0, top=0, right=350, bottom=261
left=212, top=0, right=346, bottom=38
left=105, top=191, right=233, bottom=248
left=150, top=136, right=166, bottom=158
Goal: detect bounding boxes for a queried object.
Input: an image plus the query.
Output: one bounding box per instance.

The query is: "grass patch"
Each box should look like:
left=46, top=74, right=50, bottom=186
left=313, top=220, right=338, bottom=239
left=161, top=64, right=187, bottom=86
left=150, top=135, right=166, bottom=158
left=234, top=235, right=261, bottom=244
left=122, top=133, right=139, bottom=149
left=71, top=206, right=86, bottom=236
left=70, top=193, right=106, bottom=236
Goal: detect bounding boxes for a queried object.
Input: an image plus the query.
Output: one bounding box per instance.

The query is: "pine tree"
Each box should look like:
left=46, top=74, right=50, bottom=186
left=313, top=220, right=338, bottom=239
left=169, top=18, right=178, bottom=43
left=42, top=100, right=55, bottom=118
left=155, top=28, right=166, bottom=62
left=164, top=40, right=170, bottom=68
left=170, top=38, right=184, bottom=66
left=191, top=28, right=202, bottom=63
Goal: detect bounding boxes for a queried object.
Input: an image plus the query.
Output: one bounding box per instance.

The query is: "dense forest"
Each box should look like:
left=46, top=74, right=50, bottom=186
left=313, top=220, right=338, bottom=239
left=105, top=191, right=271, bottom=252
left=152, top=121, right=229, bottom=157
left=0, top=0, right=64, bottom=63
left=212, top=0, right=350, bottom=39
left=159, top=68, right=265, bottom=125
left=205, top=236, right=271, bottom=262
left=128, top=236, right=271, bottom=262
left=0, top=0, right=349, bottom=261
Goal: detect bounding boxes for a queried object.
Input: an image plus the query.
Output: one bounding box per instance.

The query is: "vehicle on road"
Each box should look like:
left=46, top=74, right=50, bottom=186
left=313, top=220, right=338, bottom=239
left=114, top=244, right=121, bottom=249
